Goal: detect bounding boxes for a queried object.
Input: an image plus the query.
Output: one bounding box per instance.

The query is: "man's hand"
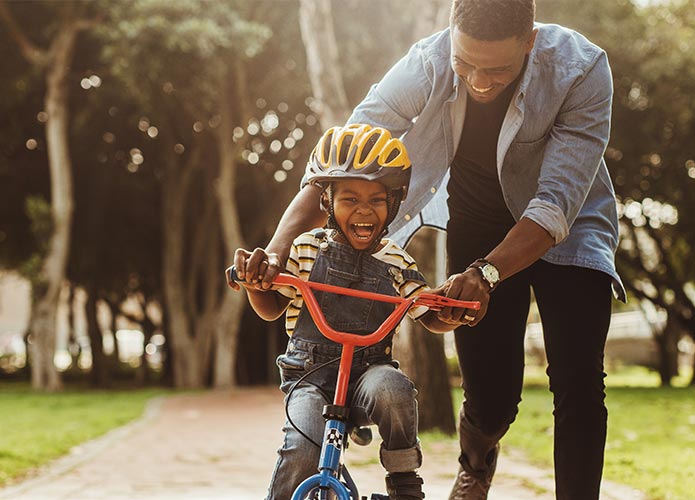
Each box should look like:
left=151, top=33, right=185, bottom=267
left=434, top=268, right=491, bottom=327
left=231, top=248, right=283, bottom=291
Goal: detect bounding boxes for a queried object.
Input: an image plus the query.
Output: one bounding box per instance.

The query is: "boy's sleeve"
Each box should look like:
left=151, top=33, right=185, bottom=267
left=384, top=243, right=431, bottom=321
left=394, top=263, right=430, bottom=321
left=275, top=241, right=300, bottom=301
left=403, top=277, right=429, bottom=321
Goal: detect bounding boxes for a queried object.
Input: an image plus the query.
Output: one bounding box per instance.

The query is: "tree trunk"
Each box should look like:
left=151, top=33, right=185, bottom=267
left=136, top=299, right=155, bottom=386
left=66, top=284, right=80, bottom=368
left=86, top=285, right=108, bottom=387
left=399, top=229, right=455, bottom=434
left=211, top=63, right=249, bottom=388
left=297, top=0, right=455, bottom=428
left=28, top=26, right=82, bottom=392
left=653, top=314, right=681, bottom=386
left=298, top=0, right=350, bottom=129
left=0, top=3, right=98, bottom=391
left=161, top=146, right=205, bottom=388
left=107, top=299, right=121, bottom=365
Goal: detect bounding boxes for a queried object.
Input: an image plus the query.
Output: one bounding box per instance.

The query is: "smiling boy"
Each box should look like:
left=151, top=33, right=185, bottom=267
left=233, top=124, right=457, bottom=500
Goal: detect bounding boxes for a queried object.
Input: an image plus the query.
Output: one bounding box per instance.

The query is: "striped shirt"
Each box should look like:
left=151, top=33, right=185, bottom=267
left=277, top=232, right=430, bottom=337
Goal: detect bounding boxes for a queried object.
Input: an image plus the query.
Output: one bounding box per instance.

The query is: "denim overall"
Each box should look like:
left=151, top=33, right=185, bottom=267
left=266, top=236, right=425, bottom=500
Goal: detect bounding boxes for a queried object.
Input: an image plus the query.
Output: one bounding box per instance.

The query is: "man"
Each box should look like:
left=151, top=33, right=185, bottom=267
left=252, top=1, right=625, bottom=499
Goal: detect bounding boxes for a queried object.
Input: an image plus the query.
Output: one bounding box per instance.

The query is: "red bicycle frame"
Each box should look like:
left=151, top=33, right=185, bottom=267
left=228, top=269, right=480, bottom=408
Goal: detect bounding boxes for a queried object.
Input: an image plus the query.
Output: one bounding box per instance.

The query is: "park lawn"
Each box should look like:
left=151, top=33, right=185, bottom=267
left=0, top=383, right=168, bottom=487
left=456, top=366, right=695, bottom=500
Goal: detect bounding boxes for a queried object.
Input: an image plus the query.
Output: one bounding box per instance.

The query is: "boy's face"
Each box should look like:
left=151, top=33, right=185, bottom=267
left=328, top=179, right=389, bottom=251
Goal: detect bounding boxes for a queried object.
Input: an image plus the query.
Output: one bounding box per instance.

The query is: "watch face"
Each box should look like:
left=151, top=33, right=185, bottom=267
left=482, top=264, right=499, bottom=284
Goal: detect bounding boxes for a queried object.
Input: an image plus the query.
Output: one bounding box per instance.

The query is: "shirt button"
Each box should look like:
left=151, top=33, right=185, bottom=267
left=385, top=346, right=391, bottom=355
left=404, top=214, right=411, bottom=221
left=431, top=187, right=436, bottom=193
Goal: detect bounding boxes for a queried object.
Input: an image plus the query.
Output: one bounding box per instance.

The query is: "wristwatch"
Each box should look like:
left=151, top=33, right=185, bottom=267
left=468, top=259, right=500, bottom=290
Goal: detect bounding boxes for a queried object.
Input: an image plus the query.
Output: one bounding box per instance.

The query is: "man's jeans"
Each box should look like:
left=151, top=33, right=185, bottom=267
left=448, top=221, right=612, bottom=500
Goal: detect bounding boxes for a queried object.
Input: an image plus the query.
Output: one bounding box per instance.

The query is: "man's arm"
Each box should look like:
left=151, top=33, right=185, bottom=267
left=246, top=184, right=326, bottom=290
left=438, top=217, right=554, bottom=326
left=266, top=184, right=326, bottom=261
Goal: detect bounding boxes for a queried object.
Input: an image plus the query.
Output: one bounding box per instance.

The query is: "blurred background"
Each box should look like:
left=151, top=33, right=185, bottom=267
left=0, top=0, right=693, bottom=401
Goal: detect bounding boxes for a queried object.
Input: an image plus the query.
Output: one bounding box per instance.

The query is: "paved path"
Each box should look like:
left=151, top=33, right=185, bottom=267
left=0, top=388, right=647, bottom=500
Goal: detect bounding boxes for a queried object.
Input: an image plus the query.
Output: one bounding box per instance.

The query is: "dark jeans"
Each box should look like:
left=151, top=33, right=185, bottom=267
left=448, top=228, right=612, bottom=500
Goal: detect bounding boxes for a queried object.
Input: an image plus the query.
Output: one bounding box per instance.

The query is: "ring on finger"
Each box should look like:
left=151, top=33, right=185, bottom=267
left=463, top=314, right=476, bottom=322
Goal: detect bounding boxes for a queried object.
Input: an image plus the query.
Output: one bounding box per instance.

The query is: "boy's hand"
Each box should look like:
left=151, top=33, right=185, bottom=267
left=232, top=247, right=283, bottom=291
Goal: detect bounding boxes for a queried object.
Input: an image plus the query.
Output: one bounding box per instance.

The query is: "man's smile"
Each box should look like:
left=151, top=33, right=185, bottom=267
left=470, top=83, right=494, bottom=93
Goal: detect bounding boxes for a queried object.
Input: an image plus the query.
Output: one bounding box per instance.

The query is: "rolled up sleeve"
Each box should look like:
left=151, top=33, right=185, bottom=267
left=531, top=51, right=613, bottom=244
left=522, top=198, right=570, bottom=244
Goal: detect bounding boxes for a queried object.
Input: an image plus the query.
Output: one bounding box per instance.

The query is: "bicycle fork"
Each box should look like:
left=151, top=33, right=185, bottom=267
left=291, top=416, right=353, bottom=500
left=291, top=345, right=357, bottom=500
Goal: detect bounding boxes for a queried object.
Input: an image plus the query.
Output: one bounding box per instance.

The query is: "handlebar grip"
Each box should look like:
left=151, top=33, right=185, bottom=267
left=225, top=265, right=243, bottom=286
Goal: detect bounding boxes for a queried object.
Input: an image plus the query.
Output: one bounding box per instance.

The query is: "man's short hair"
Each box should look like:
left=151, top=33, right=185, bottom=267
left=451, top=0, right=535, bottom=41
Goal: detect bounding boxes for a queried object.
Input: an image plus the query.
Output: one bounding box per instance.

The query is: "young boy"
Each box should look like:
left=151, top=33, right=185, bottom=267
left=232, top=124, right=460, bottom=500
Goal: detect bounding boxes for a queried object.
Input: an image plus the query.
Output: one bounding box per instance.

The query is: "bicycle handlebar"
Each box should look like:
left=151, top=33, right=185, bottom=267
left=226, top=265, right=480, bottom=347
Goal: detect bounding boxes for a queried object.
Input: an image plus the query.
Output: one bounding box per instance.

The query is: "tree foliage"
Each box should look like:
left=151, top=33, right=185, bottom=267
left=537, top=0, right=695, bottom=384
left=1, top=0, right=694, bottom=388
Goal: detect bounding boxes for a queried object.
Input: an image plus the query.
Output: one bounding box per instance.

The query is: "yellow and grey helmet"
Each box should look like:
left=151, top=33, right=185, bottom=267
left=305, top=124, right=412, bottom=200
left=305, top=124, right=412, bottom=245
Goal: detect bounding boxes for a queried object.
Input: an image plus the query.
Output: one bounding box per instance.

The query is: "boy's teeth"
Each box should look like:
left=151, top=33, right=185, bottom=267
left=352, top=223, right=374, bottom=239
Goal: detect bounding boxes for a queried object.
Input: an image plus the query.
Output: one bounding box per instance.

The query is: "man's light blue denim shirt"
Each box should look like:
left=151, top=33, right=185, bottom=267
left=345, top=23, right=626, bottom=301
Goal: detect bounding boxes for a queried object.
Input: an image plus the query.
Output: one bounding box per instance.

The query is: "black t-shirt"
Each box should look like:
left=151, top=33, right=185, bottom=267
left=447, top=69, right=525, bottom=238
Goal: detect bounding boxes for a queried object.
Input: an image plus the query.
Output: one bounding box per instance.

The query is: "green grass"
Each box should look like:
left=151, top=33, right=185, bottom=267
left=0, top=383, right=169, bottom=487
left=450, top=366, right=695, bottom=500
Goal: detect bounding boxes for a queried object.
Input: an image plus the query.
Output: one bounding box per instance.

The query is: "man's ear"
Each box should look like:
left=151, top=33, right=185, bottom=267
left=525, top=28, right=539, bottom=55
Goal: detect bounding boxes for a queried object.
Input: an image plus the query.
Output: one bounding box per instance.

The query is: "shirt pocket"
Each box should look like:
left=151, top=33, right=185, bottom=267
left=504, top=134, right=549, bottom=174
left=318, top=267, right=378, bottom=333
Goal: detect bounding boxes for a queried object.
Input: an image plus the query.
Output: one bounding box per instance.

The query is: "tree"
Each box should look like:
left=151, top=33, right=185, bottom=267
left=0, top=1, right=101, bottom=390
left=536, top=0, right=695, bottom=385
left=298, top=0, right=456, bottom=432
left=398, top=229, right=456, bottom=433
left=101, top=0, right=318, bottom=387
left=298, top=0, right=351, bottom=129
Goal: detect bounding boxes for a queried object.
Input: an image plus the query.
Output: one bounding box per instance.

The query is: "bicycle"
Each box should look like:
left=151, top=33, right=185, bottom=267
left=227, top=266, right=480, bottom=500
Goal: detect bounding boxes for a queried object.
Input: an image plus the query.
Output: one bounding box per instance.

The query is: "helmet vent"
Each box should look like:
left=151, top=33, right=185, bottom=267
left=338, top=135, right=353, bottom=165
left=385, top=148, right=399, bottom=163
left=359, top=135, right=379, bottom=164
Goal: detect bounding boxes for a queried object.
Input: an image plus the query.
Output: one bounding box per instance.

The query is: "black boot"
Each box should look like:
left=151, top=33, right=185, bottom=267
left=448, top=443, right=499, bottom=500
left=385, top=471, right=425, bottom=500
left=448, top=406, right=504, bottom=500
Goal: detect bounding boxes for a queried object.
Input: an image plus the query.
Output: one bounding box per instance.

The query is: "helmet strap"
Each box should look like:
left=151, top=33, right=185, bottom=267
left=324, top=185, right=349, bottom=242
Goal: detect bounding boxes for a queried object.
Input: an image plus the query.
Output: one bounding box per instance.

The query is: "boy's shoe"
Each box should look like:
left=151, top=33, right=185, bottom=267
left=385, top=471, right=425, bottom=499
left=447, top=444, right=499, bottom=500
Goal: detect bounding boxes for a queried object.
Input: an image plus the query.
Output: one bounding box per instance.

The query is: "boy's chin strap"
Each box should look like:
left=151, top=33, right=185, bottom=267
left=324, top=184, right=349, bottom=244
